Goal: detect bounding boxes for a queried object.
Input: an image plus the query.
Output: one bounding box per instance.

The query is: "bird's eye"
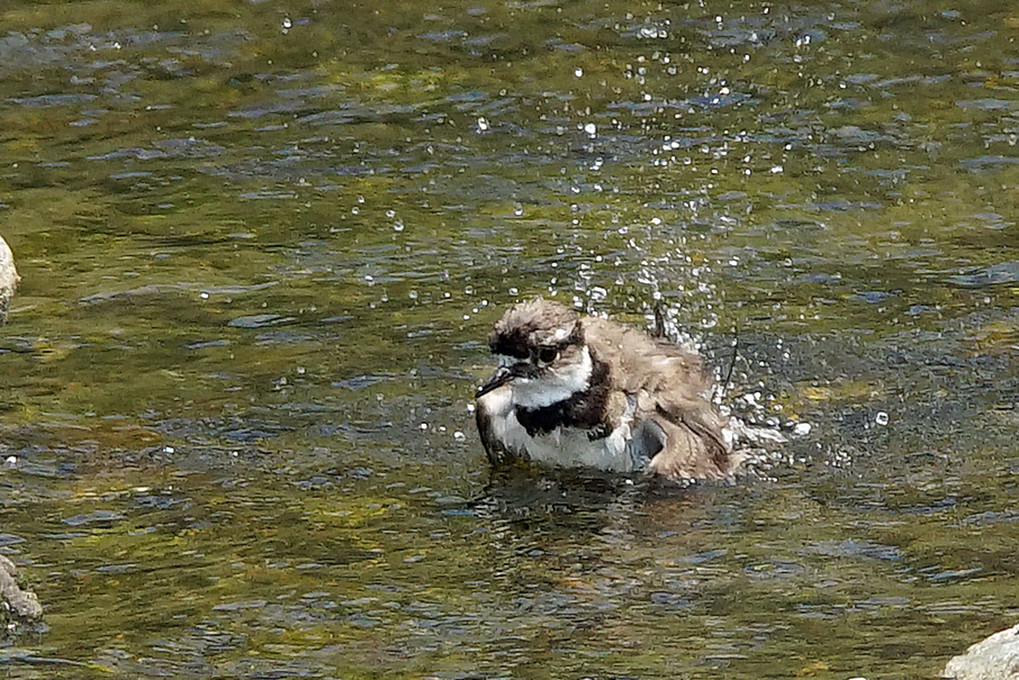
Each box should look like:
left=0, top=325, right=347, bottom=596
left=537, top=347, right=558, bottom=364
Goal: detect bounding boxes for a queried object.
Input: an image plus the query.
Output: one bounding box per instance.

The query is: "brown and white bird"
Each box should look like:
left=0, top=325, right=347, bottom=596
left=0, top=234, right=18, bottom=325
left=475, top=298, right=739, bottom=482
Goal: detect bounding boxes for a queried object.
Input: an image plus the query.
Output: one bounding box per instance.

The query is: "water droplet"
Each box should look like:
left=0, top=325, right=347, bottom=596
left=574, top=67, right=583, bottom=77
left=584, top=122, right=597, bottom=137
left=453, top=431, right=466, bottom=441
left=476, top=117, right=489, bottom=132
left=282, top=17, right=292, bottom=29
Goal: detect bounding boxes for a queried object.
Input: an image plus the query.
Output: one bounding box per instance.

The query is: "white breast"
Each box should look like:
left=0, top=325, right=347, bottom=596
left=477, top=386, right=644, bottom=473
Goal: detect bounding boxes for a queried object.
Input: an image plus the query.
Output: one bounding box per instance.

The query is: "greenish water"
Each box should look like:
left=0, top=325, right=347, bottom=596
left=0, top=0, right=1017, bottom=677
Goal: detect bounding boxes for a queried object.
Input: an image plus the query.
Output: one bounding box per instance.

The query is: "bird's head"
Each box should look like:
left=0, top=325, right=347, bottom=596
left=476, top=298, right=592, bottom=407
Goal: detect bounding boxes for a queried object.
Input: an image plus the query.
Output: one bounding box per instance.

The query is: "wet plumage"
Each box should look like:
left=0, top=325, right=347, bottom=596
left=475, top=298, right=739, bottom=482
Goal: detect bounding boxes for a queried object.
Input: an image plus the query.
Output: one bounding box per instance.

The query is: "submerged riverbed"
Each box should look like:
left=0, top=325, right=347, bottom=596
left=0, top=0, right=1017, bottom=678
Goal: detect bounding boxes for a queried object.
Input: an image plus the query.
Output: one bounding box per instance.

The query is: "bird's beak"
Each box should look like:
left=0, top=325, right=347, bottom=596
left=475, top=363, right=528, bottom=399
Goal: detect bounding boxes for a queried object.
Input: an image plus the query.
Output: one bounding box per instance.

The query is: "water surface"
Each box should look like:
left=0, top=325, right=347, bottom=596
left=0, top=0, right=1017, bottom=678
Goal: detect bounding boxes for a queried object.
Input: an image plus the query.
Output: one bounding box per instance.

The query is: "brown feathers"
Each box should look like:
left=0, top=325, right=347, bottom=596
left=581, top=309, right=736, bottom=481
left=478, top=298, right=739, bottom=482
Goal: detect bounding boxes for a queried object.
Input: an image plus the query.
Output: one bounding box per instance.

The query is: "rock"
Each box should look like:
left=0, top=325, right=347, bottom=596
left=0, top=234, right=19, bottom=324
left=0, top=554, right=42, bottom=624
left=944, top=624, right=1019, bottom=680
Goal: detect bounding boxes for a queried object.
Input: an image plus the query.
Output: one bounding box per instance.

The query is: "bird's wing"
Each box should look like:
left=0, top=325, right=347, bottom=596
left=632, top=354, right=735, bottom=481
left=645, top=399, right=734, bottom=481
left=583, top=317, right=738, bottom=480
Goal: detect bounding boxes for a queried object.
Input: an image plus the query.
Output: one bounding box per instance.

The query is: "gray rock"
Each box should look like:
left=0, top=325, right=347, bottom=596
left=944, top=624, right=1019, bottom=680
left=0, top=234, right=19, bottom=324
left=0, top=554, right=42, bottom=623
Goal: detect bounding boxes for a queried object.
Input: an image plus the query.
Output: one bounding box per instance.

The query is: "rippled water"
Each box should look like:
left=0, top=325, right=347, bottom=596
left=0, top=0, right=1017, bottom=678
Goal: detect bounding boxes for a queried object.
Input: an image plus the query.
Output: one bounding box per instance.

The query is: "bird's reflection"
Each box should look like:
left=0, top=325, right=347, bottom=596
left=475, top=464, right=644, bottom=522
left=452, top=463, right=749, bottom=632
left=467, top=462, right=735, bottom=542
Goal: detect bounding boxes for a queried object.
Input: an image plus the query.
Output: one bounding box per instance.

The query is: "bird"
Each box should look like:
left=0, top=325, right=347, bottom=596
left=474, top=298, right=739, bottom=482
left=0, top=234, right=18, bottom=325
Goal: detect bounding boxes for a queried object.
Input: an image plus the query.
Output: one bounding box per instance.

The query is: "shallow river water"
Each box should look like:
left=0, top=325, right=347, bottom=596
left=0, top=0, right=1017, bottom=678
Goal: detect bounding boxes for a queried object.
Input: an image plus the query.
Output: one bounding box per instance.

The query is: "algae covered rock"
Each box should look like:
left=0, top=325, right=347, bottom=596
left=944, top=624, right=1019, bottom=680
left=0, top=554, right=42, bottom=628
left=0, top=234, right=18, bottom=324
